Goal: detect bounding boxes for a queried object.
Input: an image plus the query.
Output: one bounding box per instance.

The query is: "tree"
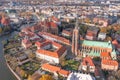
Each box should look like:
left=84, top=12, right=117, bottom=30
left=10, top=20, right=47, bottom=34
left=39, top=74, right=54, bottom=80
left=27, top=75, right=32, bottom=80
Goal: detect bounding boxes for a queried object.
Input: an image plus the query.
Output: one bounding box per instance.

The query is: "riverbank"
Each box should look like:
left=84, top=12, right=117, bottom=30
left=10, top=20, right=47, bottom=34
left=6, top=62, right=22, bottom=80
left=0, top=34, right=18, bottom=80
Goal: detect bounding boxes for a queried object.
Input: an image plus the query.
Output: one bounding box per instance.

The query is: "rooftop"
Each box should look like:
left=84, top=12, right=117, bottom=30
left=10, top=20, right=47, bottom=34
left=81, top=40, right=113, bottom=49
left=102, top=60, right=118, bottom=66
left=67, top=72, right=95, bottom=80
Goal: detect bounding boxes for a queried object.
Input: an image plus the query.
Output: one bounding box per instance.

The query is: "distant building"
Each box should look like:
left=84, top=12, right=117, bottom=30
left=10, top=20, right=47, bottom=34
left=101, top=60, right=118, bottom=71
left=67, top=72, right=95, bottom=80
left=62, top=30, right=72, bottom=37
left=38, top=32, right=70, bottom=45
left=98, top=32, right=106, bottom=40
left=21, top=38, right=32, bottom=49
left=81, top=57, right=95, bottom=73
left=85, top=27, right=99, bottom=40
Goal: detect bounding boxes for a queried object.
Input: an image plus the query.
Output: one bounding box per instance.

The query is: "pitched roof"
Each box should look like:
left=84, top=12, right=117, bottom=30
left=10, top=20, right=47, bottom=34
left=42, top=63, right=61, bottom=72
left=82, top=40, right=112, bottom=49
left=50, top=22, right=57, bottom=28
left=82, top=57, right=95, bottom=66
left=100, top=52, right=111, bottom=59
left=41, top=63, right=70, bottom=77
left=102, top=60, right=118, bottom=66
left=59, top=69, right=70, bottom=76
left=39, top=32, right=70, bottom=45
left=51, top=16, right=60, bottom=22
left=112, top=39, right=118, bottom=45
left=37, top=49, right=59, bottom=58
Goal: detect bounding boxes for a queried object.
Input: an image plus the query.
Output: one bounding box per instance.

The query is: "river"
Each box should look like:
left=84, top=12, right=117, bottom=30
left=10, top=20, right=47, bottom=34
left=0, top=33, right=17, bottom=80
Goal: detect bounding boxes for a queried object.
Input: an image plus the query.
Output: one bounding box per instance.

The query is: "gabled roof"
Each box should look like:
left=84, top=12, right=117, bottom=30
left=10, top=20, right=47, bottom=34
left=42, top=63, right=61, bottom=72
left=82, top=57, right=95, bottom=67
left=42, top=63, right=70, bottom=77
left=100, top=52, right=111, bottom=59
left=102, top=60, right=118, bottom=66
left=82, top=40, right=112, bottom=49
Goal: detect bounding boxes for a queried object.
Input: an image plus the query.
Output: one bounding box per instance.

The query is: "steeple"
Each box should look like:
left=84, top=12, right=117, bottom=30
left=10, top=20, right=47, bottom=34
left=75, top=9, right=79, bottom=30
left=72, top=11, right=80, bottom=56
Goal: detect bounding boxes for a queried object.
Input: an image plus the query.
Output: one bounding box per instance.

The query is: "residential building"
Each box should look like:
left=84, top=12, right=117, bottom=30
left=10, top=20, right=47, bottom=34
left=21, top=38, right=32, bottom=49
left=85, top=27, right=99, bottom=40
left=38, top=32, right=70, bottom=45
left=82, top=57, right=95, bottom=73
left=98, top=32, right=106, bottom=40
left=41, top=63, right=70, bottom=77
left=62, top=30, right=72, bottom=37
left=36, top=41, right=67, bottom=64
left=101, top=60, right=118, bottom=71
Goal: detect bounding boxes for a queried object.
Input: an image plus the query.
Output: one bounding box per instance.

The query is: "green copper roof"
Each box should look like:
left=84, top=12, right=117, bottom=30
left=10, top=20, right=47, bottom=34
left=81, top=40, right=112, bottom=49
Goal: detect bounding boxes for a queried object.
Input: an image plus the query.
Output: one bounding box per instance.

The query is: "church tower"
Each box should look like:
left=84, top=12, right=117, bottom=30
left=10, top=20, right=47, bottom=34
left=72, top=17, right=80, bottom=56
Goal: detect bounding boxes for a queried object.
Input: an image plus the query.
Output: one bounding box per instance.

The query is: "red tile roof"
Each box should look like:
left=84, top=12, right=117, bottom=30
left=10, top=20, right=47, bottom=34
left=59, top=69, right=70, bottom=77
left=112, top=39, right=118, bottom=45
left=50, top=22, right=57, bottom=28
left=100, top=52, right=111, bottom=59
left=42, top=63, right=61, bottom=72
left=51, top=16, right=60, bottom=22
left=102, top=60, right=118, bottom=66
left=41, top=63, right=70, bottom=77
left=39, top=32, right=70, bottom=45
left=82, top=57, right=95, bottom=66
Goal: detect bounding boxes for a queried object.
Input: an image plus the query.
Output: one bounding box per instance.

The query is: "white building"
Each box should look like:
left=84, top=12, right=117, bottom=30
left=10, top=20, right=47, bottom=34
left=98, top=32, right=106, bottom=40
left=67, top=72, right=95, bottom=80
left=35, top=41, right=67, bottom=64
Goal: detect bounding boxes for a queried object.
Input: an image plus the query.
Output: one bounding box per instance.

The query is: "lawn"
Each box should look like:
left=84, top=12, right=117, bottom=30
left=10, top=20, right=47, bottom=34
left=62, top=60, right=79, bottom=71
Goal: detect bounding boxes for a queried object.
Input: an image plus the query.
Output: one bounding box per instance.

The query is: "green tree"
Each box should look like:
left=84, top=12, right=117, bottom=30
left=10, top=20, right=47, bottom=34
left=39, top=74, right=54, bottom=80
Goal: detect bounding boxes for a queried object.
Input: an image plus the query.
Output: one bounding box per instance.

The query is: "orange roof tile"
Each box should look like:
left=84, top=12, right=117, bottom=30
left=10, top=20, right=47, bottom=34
left=112, top=39, right=118, bottom=45
left=37, top=49, right=59, bottom=58
left=82, top=57, right=95, bottom=66
left=42, top=63, right=61, bottom=72
left=39, top=32, right=70, bottom=45
left=100, top=52, right=111, bottom=59
left=42, top=63, right=70, bottom=77
left=102, top=60, right=118, bottom=66
left=59, top=70, right=70, bottom=77
left=50, top=22, right=57, bottom=28
left=51, top=16, right=60, bottom=22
